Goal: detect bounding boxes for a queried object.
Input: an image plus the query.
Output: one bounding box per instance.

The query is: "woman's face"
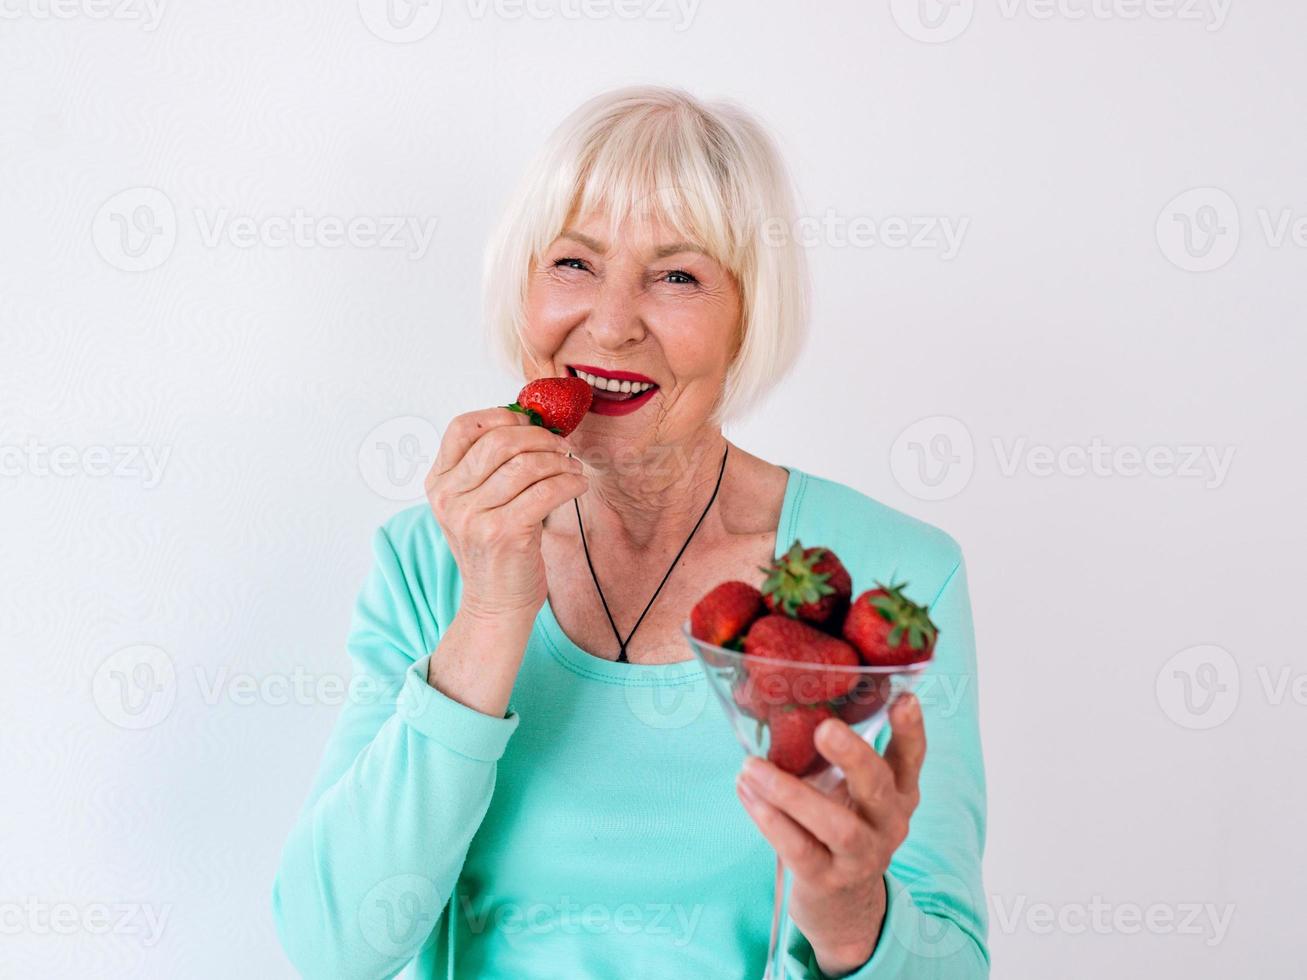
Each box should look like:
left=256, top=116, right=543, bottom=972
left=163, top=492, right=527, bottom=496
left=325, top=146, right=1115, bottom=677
left=522, top=207, right=742, bottom=449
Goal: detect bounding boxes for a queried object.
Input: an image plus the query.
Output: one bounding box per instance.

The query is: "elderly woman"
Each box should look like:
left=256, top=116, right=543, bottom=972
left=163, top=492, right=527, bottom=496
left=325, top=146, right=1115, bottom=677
left=273, top=86, right=987, bottom=979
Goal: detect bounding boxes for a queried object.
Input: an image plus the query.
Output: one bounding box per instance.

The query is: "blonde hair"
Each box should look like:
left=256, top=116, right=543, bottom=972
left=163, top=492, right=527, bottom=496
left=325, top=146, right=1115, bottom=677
left=481, top=85, right=810, bottom=425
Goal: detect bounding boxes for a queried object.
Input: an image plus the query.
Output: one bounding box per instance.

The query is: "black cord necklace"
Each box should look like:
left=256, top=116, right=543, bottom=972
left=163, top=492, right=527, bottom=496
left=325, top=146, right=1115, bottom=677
left=573, top=443, right=729, bottom=664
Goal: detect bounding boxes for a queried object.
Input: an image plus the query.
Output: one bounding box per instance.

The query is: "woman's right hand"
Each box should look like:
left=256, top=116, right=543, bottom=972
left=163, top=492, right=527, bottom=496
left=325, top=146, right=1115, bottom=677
left=425, top=406, right=588, bottom=626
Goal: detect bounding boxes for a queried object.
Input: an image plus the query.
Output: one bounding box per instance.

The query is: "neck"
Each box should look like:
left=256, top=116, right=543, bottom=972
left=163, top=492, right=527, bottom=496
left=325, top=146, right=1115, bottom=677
left=568, top=429, right=729, bottom=551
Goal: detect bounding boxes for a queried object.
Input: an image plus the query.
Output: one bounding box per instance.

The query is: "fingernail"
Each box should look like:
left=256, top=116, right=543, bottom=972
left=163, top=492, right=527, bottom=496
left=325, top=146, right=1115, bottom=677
left=736, top=774, right=758, bottom=805
left=742, top=756, right=771, bottom=790
left=816, top=719, right=841, bottom=748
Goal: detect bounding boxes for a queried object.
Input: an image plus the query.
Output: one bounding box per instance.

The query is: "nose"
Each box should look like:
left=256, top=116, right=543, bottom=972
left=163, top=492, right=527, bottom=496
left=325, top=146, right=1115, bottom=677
left=586, top=275, right=647, bottom=351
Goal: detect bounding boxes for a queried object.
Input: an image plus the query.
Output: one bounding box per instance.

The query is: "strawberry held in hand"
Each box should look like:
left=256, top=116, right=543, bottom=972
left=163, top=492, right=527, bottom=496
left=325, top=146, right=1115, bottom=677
left=842, top=581, right=938, bottom=667
left=507, top=376, right=592, bottom=436
left=760, top=541, right=852, bottom=627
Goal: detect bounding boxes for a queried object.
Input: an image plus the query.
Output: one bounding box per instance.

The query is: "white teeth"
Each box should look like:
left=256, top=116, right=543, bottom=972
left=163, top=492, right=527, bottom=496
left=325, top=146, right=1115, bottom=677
left=574, top=369, right=654, bottom=394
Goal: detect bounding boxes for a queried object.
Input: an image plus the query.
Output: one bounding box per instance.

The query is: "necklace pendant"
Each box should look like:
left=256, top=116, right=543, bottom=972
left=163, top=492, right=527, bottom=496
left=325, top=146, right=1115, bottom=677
left=575, top=444, right=729, bottom=670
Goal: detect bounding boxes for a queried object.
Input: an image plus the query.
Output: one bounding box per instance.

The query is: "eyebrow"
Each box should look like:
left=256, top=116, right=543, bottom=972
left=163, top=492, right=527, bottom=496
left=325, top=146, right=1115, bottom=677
left=558, top=230, right=707, bottom=259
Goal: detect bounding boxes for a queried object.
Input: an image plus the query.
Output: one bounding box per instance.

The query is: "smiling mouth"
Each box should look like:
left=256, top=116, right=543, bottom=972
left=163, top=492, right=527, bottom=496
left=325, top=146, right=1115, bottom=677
left=566, top=364, right=660, bottom=403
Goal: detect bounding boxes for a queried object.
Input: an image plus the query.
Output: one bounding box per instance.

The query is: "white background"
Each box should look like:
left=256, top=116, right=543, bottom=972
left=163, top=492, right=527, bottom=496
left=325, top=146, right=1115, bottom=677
left=2, top=1, right=1304, bottom=977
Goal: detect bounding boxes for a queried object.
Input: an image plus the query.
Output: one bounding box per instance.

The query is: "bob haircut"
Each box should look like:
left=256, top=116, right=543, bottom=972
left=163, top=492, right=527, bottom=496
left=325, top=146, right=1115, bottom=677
left=482, top=85, right=810, bottom=426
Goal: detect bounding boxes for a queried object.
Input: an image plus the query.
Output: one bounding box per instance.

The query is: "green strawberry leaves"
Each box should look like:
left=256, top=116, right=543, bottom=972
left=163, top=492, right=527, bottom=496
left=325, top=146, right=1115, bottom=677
left=506, top=402, right=564, bottom=435
left=868, top=580, right=938, bottom=651
left=759, top=540, right=836, bottom=616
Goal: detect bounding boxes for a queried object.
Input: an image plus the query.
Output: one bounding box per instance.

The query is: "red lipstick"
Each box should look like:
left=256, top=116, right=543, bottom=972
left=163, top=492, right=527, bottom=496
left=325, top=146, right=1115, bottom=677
left=568, top=364, right=657, bottom=384
left=566, top=364, right=660, bottom=417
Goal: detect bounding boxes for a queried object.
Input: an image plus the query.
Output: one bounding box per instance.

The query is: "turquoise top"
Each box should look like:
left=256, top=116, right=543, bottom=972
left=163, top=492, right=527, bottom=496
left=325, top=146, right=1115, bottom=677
left=272, top=466, right=989, bottom=978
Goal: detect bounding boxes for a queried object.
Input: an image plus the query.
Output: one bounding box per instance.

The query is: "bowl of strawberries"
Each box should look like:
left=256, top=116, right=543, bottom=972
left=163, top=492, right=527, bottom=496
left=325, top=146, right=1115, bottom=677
left=684, top=540, right=938, bottom=785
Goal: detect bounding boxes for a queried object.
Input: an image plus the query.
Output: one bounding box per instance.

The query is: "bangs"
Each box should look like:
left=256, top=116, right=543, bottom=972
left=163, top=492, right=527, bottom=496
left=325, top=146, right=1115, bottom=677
left=537, top=103, right=750, bottom=276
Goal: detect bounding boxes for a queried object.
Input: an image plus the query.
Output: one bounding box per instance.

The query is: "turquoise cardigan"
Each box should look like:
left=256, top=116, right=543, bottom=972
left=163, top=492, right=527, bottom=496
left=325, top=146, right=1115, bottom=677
left=272, top=466, right=989, bottom=978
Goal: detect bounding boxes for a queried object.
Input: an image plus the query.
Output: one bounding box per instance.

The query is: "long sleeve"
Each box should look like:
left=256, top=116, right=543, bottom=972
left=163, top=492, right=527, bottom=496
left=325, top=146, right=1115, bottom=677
left=271, top=525, right=519, bottom=980
left=804, top=554, right=990, bottom=978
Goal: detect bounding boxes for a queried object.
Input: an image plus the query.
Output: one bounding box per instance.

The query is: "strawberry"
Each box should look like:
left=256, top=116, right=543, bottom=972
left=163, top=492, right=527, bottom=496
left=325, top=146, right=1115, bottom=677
left=691, top=581, right=764, bottom=649
left=767, top=703, right=835, bottom=776
left=759, top=541, right=852, bottom=627
left=743, top=614, right=861, bottom=704
left=842, top=581, right=938, bottom=667
left=507, top=376, right=593, bottom=436
left=834, top=675, right=890, bottom=725
left=732, top=672, right=772, bottom=721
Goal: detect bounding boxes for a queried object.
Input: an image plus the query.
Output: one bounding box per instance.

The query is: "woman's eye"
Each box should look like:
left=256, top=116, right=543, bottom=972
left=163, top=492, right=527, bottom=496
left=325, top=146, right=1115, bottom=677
left=551, top=257, right=697, bottom=285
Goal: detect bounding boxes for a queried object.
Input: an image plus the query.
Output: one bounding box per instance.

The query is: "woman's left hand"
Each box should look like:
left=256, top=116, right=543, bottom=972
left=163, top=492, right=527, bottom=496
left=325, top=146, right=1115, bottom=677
left=736, top=694, right=926, bottom=977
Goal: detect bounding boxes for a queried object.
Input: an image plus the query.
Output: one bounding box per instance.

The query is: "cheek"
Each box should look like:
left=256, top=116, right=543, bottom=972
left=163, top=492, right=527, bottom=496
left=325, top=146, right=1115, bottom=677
left=657, top=330, right=730, bottom=391
left=659, top=303, right=739, bottom=379
left=522, top=280, right=581, bottom=355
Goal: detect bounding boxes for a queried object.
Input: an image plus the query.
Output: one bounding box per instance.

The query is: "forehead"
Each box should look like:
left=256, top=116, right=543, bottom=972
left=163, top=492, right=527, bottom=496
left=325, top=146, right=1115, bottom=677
left=558, top=207, right=711, bottom=260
